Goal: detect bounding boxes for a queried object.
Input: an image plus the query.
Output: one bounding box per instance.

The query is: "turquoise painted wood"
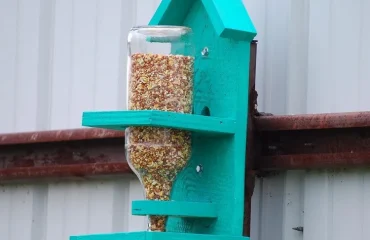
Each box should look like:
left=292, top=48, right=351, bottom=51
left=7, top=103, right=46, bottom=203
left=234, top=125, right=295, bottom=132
left=75, top=0, right=256, bottom=239
left=71, top=232, right=250, bottom=240
left=149, top=0, right=256, bottom=41
left=82, top=110, right=236, bottom=135
left=132, top=200, right=218, bottom=218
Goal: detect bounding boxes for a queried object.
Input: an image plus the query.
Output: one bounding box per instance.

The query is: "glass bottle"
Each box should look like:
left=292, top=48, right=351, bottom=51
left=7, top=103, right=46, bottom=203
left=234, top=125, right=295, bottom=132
left=125, top=25, right=195, bottom=232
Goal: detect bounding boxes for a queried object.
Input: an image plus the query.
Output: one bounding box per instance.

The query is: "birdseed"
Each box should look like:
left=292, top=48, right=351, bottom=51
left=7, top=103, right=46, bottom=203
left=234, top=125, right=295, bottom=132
left=126, top=53, right=194, bottom=231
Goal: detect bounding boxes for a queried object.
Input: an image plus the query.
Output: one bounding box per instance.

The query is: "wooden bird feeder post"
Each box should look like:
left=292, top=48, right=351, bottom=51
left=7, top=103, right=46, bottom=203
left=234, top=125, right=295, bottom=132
left=71, top=0, right=256, bottom=239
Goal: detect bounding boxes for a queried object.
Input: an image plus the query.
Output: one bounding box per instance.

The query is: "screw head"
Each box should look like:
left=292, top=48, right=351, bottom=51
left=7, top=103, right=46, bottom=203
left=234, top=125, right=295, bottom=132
left=196, top=164, right=203, bottom=173
left=201, top=47, right=209, bottom=57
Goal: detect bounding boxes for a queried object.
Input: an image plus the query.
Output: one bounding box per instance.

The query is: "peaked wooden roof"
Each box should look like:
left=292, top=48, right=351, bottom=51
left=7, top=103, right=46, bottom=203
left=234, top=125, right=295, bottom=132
left=149, top=0, right=257, bottom=41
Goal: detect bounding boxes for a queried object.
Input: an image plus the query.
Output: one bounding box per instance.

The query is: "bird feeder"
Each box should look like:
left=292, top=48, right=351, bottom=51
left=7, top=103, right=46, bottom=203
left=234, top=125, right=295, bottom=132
left=72, top=0, right=256, bottom=239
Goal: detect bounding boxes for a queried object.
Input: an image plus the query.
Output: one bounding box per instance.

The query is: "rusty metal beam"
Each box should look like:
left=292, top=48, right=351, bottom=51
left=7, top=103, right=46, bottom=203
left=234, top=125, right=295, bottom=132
left=254, top=112, right=370, bottom=171
left=0, top=128, right=131, bottom=181
left=255, top=111, right=370, bottom=131
left=0, top=128, right=124, bottom=145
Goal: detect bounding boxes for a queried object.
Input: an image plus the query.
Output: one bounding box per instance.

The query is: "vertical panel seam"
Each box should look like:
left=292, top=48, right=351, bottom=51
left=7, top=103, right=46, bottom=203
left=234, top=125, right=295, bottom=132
left=30, top=184, right=49, bottom=240
left=36, top=0, right=56, bottom=131
left=93, top=0, right=100, bottom=110
left=361, top=173, right=365, bottom=239
left=358, top=0, right=365, bottom=109
left=47, top=0, right=57, bottom=131
left=67, top=0, right=75, bottom=127
left=304, top=0, right=311, bottom=114
left=13, top=0, right=20, bottom=132
left=258, top=179, right=264, bottom=240
left=327, top=172, right=333, bottom=240
left=328, top=0, right=334, bottom=112
left=261, top=0, right=268, bottom=112
left=116, top=0, right=136, bottom=109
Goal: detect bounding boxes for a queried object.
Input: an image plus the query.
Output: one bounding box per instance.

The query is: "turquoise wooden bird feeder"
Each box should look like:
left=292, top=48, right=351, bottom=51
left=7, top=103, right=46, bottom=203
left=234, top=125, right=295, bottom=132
left=72, top=0, right=256, bottom=239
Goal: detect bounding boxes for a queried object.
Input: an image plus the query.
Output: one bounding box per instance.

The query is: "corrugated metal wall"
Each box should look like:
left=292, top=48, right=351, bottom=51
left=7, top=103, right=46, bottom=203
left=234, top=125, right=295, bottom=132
left=1, top=0, right=370, bottom=240
left=248, top=0, right=370, bottom=239
left=0, top=178, right=147, bottom=240
left=0, top=0, right=159, bottom=133
left=0, top=1, right=154, bottom=239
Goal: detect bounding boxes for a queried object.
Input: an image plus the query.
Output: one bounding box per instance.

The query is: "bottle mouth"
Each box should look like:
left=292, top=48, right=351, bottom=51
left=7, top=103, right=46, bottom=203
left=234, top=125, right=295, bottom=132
left=131, top=25, right=192, bottom=37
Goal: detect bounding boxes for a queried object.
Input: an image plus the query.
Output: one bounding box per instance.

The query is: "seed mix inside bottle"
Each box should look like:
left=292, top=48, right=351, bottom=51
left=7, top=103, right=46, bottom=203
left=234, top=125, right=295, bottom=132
left=126, top=52, right=194, bottom=232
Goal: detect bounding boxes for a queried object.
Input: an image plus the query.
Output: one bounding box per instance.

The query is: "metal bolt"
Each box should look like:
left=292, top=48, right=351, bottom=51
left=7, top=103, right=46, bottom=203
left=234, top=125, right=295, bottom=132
left=201, top=47, right=209, bottom=57
left=196, top=164, right=203, bottom=173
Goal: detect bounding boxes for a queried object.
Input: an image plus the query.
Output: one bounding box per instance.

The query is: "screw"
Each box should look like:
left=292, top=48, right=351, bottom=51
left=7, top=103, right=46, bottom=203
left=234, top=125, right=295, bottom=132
left=196, top=164, right=203, bottom=173
left=201, top=47, right=209, bottom=57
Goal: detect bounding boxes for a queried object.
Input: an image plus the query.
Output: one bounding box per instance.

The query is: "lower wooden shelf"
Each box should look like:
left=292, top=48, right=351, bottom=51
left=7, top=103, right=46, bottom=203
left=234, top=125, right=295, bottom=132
left=131, top=200, right=218, bottom=218
left=70, top=231, right=250, bottom=240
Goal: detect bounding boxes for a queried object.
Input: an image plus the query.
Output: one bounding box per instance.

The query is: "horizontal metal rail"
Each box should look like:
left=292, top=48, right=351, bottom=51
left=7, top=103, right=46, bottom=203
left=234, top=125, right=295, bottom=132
left=0, top=128, right=131, bottom=181
left=254, top=112, right=370, bottom=171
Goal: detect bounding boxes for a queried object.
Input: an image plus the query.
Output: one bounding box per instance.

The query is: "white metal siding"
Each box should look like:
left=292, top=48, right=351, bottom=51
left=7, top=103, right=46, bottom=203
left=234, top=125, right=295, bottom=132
left=251, top=170, right=370, bottom=240
left=247, top=0, right=370, bottom=239
left=1, top=0, right=370, bottom=240
left=0, top=178, right=147, bottom=240
left=0, top=0, right=161, bottom=133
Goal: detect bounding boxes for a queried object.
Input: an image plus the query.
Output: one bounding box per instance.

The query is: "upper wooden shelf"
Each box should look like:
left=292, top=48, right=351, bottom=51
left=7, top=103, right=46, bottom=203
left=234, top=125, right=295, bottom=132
left=82, top=110, right=236, bottom=135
